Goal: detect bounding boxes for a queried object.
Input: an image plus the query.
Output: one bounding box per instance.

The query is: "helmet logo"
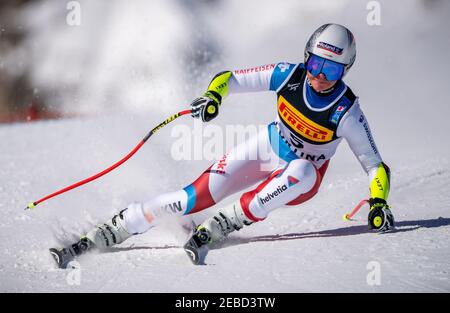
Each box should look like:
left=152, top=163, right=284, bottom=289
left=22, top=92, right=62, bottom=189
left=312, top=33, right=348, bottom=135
left=317, top=41, right=343, bottom=55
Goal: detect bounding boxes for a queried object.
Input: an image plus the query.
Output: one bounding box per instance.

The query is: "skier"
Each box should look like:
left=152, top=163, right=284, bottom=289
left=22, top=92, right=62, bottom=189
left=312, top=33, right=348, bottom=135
left=50, top=23, right=394, bottom=268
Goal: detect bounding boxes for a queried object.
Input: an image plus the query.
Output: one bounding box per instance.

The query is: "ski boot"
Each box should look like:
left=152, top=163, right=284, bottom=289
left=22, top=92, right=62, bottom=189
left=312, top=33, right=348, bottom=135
left=83, top=209, right=132, bottom=250
left=183, top=226, right=211, bottom=265
left=49, top=209, right=132, bottom=269
left=368, top=198, right=395, bottom=233
left=184, top=202, right=253, bottom=265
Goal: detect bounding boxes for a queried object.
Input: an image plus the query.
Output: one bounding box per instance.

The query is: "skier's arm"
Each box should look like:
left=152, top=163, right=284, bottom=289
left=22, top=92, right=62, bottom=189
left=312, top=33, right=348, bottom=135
left=337, top=101, right=393, bottom=231
left=190, top=71, right=232, bottom=122
left=215, top=62, right=297, bottom=96
left=190, top=63, right=297, bottom=121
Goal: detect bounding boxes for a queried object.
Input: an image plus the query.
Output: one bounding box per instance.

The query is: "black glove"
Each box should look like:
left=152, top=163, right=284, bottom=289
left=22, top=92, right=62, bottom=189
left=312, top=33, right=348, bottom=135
left=368, top=198, right=394, bottom=232
left=190, top=90, right=221, bottom=122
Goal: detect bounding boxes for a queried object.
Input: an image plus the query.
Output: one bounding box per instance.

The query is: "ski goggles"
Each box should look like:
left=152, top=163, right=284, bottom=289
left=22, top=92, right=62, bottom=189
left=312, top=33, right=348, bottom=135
left=306, top=54, right=345, bottom=81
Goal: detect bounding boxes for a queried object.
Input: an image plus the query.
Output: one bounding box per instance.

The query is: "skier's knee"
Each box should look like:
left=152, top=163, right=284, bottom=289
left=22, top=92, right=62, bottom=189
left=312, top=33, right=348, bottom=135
left=288, top=159, right=316, bottom=177
left=287, top=159, right=317, bottom=191
left=286, top=161, right=321, bottom=205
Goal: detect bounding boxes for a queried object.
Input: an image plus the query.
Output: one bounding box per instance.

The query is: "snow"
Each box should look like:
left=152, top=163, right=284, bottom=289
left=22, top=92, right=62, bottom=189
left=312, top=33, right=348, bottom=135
left=1, top=0, right=450, bottom=292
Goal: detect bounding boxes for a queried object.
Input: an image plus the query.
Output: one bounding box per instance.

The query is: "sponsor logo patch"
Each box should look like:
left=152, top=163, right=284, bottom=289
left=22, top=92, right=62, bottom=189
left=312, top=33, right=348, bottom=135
left=288, top=83, right=301, bottom=91
left=234, top=64, right=275, bottom=75
left=362, top=121, right=378, bottom=155
left=163, top=201, right=183, bottom=213
left=317, top=41, right=343, bottom=55
left=278, top=95, right=334, bottom=143
left=329, top=99, right=350, bottom=125
left=215, top=154, right=228, bottom=174
left=260, top=184, right=288, bottom=205
left=150, top=201, right=183, bottom=219
left=287, top=176, right=299, bottom=187
left=278, top=62, right=291, bottom=73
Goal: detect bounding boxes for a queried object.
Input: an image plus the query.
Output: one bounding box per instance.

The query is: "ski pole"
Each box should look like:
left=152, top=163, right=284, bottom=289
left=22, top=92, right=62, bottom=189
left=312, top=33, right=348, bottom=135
left=25, top=109, right=192, bottom=210
left=343, top=199, right=369, bottom=221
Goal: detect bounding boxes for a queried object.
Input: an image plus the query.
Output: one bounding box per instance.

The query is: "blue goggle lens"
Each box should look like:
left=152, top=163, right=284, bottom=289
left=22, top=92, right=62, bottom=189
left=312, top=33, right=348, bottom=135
left=306, top=54, right=345, bottom=81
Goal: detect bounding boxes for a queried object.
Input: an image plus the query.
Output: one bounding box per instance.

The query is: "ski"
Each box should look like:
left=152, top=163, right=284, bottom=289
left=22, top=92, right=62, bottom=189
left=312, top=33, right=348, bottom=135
left=183, top=242, right=201, bottom=265
left=49, top=237, right=92, bottom=269
left=49, top=247, right=78, bottom=269
left=183, top=227, right=211, bottom=265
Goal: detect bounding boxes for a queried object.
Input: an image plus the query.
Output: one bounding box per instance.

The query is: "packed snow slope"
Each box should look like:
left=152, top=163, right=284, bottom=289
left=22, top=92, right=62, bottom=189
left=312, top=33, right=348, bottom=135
left=1, top=110, right=449, bottom=293
left=1, top=0, right=450, bottom=292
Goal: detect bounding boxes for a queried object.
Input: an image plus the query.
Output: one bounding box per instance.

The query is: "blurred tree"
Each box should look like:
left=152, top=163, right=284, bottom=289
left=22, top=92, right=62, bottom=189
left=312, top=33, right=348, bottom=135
left=177, top=0, right=221, bottom=87
left=422, top=0, right=445, bottom=9
left=0, top=0, right=54, bottom=122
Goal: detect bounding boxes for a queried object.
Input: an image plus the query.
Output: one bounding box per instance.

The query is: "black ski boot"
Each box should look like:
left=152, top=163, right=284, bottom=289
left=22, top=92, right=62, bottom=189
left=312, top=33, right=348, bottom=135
left=184, top=226, right=211, bottom=265
left=184, top=201, right=254, bottom=265
left=49, top=237, right=92, bottom=269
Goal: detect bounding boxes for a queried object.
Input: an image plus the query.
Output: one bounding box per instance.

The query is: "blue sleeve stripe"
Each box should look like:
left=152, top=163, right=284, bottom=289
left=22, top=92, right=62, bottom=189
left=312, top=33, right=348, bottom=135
left=269, top=62, right=296, bottom=91
left=270, top=62, right=293, bottom=91
left=183, top=184, right=196, bottom=215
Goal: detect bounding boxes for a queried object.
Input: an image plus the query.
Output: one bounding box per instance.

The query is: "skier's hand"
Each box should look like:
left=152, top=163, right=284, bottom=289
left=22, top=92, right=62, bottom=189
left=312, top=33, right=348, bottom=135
left=190, top=91, right=221, bottom=122
left=368, top=198, right=394, bottom=232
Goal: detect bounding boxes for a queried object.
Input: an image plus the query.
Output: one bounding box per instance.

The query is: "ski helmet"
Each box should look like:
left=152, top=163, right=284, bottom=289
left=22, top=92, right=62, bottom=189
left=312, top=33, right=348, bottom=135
left=304, top=23, right=356, bottom=77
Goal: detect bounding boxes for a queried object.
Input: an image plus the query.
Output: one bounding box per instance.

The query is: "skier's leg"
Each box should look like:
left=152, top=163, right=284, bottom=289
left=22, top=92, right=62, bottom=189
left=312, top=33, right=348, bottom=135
left=189, top=159, right=329, bottom=247
left=129, top=125, right=282, bottom=224
left=84, top=207, right=136, bottom=250
left=85, top=125, right=282, bottom=250
left=49, top=207, right=136, bottom=268
left=184, top=122, right=310, bottom=261
left=240, top=159, right=329, bottom=219
left=285, top=160, right=329, bottom=206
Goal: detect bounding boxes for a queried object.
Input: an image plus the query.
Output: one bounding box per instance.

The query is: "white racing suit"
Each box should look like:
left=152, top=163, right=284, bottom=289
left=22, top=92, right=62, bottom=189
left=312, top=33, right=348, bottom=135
left=119, top=62, right=391, bottom=236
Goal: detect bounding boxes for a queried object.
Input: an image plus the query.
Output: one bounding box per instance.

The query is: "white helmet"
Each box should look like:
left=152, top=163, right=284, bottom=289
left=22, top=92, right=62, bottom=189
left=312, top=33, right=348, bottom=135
left=304, top=23, right=356, bottom=77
